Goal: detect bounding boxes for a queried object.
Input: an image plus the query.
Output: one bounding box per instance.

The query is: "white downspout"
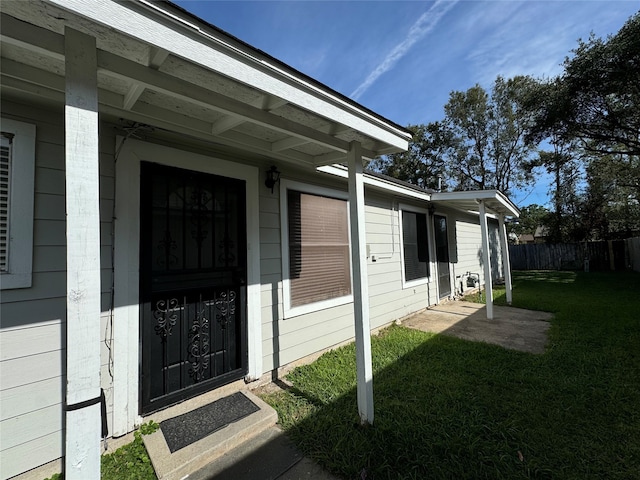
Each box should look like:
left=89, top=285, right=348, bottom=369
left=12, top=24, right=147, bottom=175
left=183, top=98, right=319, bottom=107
left=347, top=141, right=374, bottom=425
left=64, top=27, right=102, bottom=479
left=478, top=200, right=494, bottom=320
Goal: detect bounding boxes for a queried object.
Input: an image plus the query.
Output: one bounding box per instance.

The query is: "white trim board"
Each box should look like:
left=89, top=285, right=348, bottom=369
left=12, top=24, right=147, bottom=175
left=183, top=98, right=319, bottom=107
left=112, top=138, right=261, bottom=436
left=316, top=164, right=431, bottom=202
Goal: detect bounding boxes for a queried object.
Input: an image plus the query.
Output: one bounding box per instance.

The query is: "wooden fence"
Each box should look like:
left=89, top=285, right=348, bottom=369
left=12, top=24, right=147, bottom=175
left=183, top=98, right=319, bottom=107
left=509, top=238, right=640, bottom=272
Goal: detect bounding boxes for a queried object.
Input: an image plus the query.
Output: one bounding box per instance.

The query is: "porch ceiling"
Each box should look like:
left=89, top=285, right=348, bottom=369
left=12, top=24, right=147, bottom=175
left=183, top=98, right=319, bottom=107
left=430, top=190, right=520, bottom=218
left=0, top=1, right=411, bottom=167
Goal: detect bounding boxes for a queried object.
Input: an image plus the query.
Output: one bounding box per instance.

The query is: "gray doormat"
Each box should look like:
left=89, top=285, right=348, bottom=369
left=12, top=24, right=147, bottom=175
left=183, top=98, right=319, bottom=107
left=160, top=392, right=260, bottom=453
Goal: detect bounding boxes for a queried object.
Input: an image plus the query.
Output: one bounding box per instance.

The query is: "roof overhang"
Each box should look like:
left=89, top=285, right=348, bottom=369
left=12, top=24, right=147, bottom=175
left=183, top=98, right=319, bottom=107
left=318, top=166, right=521, bottom=217
left=0, top=0, right=411, bottom=167
left=317, top=164, right=431, bottom=201
left=430, top=190, right=520, bottom=218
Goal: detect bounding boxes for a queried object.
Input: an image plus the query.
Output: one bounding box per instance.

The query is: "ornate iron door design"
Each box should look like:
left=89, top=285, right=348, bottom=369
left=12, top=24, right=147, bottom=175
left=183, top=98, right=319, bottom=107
left=434, top=215, right=451, bottom=298
left=140, top=162, right=247, bottom=414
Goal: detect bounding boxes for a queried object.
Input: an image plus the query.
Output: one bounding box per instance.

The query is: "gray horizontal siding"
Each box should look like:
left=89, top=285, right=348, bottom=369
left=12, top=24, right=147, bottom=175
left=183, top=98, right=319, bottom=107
left=452, top=212, right=504, bottom=296
left=260, top=187, right=436, bottom=372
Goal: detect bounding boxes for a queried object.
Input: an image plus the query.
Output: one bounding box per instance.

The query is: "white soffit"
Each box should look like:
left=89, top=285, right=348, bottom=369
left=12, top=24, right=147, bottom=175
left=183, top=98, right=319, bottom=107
left=430, top=190, right=520, bottom=217
left=45, top=0, right=411, bottom=151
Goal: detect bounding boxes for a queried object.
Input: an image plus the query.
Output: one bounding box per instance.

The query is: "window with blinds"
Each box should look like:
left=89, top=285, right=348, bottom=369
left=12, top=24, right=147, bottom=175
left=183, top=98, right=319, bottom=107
left=287, top=190, right=351, bottom=308
left=402, top=210, right=430, bottom=281
left=0, top=118, right=35, bottom=290
left=0, top=133, right=12, bottom=273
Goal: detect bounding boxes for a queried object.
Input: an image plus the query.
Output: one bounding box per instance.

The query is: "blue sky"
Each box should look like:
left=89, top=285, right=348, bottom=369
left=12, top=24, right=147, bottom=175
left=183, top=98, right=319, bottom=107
left=172, top=0, right=638, bottom=207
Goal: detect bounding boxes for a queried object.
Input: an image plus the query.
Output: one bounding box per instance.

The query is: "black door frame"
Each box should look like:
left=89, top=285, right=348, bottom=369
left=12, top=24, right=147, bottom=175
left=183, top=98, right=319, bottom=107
left=433, top=214, right=452, bottom=299
left=139, top=161, right=248, bottom=414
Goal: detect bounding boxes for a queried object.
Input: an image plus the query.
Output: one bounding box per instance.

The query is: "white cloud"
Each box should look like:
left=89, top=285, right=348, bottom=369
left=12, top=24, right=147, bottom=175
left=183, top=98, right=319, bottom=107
left=350, top=0, right=459, bottom=100
left=462, top=1, right=633, bottom=87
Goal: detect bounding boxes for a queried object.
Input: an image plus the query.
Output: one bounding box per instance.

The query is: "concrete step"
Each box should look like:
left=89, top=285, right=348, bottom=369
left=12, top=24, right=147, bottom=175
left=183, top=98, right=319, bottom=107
left=143, top=390, right=277, bottom=480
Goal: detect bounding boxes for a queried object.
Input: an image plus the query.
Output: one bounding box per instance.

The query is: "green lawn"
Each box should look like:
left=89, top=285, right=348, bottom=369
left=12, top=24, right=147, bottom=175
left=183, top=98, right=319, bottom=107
left=261, top=271, right=640, bottom=479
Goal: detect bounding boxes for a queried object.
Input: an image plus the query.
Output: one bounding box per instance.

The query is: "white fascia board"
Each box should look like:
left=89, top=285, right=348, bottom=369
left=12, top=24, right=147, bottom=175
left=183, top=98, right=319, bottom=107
left=317, top=164, right=431, bottom=202
left=494, top=190, right=520, bottom=217
left=46, top=0, right=411, bottom=150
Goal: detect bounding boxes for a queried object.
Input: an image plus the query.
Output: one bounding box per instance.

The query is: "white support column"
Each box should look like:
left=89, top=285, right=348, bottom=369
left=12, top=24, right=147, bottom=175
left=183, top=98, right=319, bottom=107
left=347, top=141, right=374, bottom=425
left=498, top=214, right=513, bottom=305
left=478, top=200, right=494, bottom=320
left=64, top=27, right=102, bottom=480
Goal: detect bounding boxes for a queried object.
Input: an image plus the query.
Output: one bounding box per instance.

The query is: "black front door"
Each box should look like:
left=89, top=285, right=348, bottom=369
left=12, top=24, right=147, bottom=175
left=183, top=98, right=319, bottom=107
left=140, top=162, right=247, bottom=414
left=434, top=215, right=451, bottom=298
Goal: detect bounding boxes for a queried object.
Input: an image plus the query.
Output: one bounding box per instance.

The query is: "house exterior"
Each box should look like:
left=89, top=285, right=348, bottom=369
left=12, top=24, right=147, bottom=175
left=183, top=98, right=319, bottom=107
left=0, top=1, right=518, bottom=479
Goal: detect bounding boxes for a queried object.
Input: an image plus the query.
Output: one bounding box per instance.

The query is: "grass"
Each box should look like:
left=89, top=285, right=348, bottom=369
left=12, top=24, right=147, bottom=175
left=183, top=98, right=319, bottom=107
left=45, top=421, right=159, bottom=480
left=260, top=271, right=640, bottom=479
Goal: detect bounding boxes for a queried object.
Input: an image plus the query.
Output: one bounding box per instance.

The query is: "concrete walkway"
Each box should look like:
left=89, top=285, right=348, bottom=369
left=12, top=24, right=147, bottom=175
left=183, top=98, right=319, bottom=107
left=402, top=301, right=553, bottom=354
left=188, top=426, right=339, bottom=480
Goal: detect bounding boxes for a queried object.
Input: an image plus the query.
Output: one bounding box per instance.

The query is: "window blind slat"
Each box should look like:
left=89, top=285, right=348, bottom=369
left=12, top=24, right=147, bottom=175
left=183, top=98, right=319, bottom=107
left=0, top=135, right=11, bottom=272
left=288, top=190, right=351, bottom=308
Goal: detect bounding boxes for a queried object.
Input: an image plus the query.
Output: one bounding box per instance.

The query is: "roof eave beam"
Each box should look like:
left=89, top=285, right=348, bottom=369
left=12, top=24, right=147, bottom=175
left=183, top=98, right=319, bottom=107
left=0, top=14, right=355, bottom=155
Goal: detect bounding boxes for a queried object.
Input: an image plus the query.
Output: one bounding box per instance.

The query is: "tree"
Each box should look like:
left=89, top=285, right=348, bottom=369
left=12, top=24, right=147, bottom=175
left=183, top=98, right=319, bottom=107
left=369, top=122, right=450, bottom=191
left=510, top=204, right=550, bottom=237
left=580, top=153, right=640, bottom=240
left=532, top=12, right=640, bottom=157
left=535, top=136, right=583, bottom=242
left=372, top=76, right=541, bottom=196
left=525, top=12, right=640, bottom=241
left=442, top=76, right=539, bottom=194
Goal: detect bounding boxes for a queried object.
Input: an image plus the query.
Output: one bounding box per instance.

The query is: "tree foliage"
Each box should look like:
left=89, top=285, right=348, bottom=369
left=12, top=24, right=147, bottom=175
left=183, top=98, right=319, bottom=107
left=372, top=76, right=539, bottom=196
left=444, top=76, right=539, bottom=193
left=368, top=123, right=449, bottom=190
left=510, top=204, right=550, bottom=237
left=531, top=12, right=640, bottom=157
left=371, top=12, right=640, bottom=241
left=579, top=153, right=640, bottom=240
left=534, top=136, right=584, bottom=242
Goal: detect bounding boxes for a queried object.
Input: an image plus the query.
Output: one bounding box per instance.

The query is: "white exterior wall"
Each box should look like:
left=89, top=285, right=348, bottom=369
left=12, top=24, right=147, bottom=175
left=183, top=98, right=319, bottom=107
left=0, top=99, right=116, bottom=479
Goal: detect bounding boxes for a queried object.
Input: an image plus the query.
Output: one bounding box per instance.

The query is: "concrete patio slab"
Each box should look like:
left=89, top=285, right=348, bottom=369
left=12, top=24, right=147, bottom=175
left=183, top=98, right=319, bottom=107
left=402, top=301, right=553, bottom=354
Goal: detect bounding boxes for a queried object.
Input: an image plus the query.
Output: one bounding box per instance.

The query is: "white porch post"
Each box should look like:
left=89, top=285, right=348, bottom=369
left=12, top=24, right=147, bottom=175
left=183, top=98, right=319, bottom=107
left=478, top=200, right=494, bottom=320
left=347, top=141, right=374, bottom=425
left=64, top=27, right=102, bottom=479
left=498, top=214, right=513, bottom=305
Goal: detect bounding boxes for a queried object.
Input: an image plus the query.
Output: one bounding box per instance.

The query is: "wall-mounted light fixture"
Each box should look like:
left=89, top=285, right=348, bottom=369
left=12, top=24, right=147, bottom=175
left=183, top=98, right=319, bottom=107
left=265, top=165, right=281, bottom=193
left=428, top=203, right=436, bottom=216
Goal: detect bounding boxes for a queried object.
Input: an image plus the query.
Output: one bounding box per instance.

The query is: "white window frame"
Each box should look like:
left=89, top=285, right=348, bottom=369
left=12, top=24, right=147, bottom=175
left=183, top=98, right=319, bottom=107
left=280, top=179, right=353, bottom=318
left=0, top=118, right=36, bottom=290
left=399, top=203, right=434, bottom=289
